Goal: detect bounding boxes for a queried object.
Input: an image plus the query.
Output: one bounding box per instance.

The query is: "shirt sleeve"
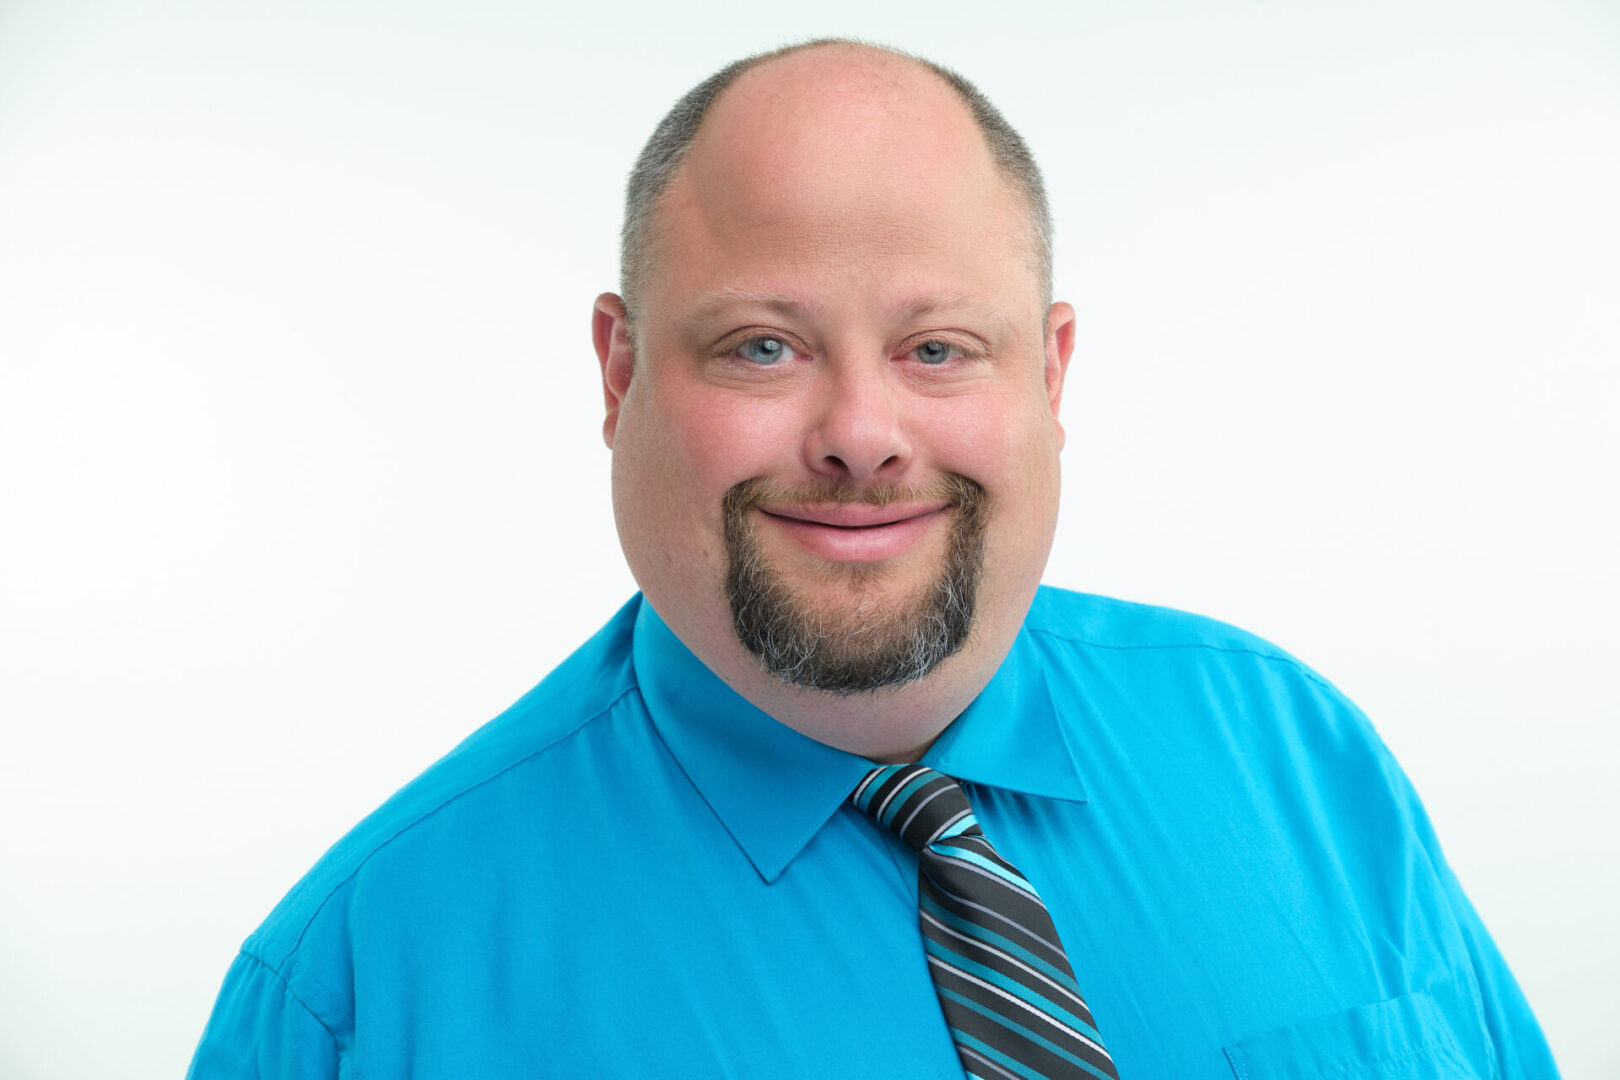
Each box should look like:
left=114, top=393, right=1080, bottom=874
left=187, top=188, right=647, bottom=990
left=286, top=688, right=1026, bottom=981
left=186, top=950, right=342, bottom=1080
left=1381, top=745, right=1562, bottom=1080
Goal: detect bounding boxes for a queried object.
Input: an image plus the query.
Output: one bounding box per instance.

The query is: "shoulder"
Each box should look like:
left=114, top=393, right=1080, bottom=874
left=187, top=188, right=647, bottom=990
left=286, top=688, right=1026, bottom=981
left=1026, top=585, right=1315, bottom=671
left=1023, top=586, right=1420, bottom=833
left=1023, top=584, right=1370, bottom=743
left=239, top=596, right=646, bottom=971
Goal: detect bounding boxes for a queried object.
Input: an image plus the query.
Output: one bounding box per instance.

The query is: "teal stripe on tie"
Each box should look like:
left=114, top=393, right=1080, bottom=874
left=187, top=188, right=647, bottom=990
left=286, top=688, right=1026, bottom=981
left=924, top=938, right=1101, bottom=1044
left=854, top=764, right=907, bottom=813
left=879, top=771, right=937, bottom=828
left=933, top=844, right=1041, bottom=898
left=921, top=893, right=1084, bottom=998
left=945, top=1005, right=1117, bottom=1080
left=935, top=813, right=980, bottom=843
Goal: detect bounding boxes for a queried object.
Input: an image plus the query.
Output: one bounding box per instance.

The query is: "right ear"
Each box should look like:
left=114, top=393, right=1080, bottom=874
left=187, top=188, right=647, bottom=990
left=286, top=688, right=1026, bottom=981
left=592, top=293, right=634, bottom=448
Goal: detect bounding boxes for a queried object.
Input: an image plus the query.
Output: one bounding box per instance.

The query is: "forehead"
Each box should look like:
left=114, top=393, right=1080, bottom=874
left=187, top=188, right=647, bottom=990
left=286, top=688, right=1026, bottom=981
left=691, top=49, right=992, bottom=194
left=640, top=49, right=1038, bottom=320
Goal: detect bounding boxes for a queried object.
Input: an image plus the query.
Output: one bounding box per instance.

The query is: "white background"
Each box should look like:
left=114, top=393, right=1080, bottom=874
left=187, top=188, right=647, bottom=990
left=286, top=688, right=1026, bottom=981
left=1, top=1, right=1615, bottom=1076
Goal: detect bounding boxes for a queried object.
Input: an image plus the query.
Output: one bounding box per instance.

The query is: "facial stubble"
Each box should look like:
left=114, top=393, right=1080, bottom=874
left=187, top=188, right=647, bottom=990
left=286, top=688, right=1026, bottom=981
left=723, top=475, right=987, bottom=695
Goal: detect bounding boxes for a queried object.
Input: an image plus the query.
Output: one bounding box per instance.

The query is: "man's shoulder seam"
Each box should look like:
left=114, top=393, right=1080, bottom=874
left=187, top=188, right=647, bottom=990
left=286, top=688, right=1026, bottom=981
left=1024, top=623, right=1336, bottom=693
left=234, top=945, right=343, bottom=1049
left=270, top=680, right=643, bottom=971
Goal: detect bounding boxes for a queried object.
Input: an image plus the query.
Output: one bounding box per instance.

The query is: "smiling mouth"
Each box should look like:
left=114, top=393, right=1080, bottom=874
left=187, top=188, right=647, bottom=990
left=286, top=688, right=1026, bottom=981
left=756, top=504, right=948, bottom=563
left=759, top=505, right=947, bottom=530
left=722, top=474, right=986, bottom=569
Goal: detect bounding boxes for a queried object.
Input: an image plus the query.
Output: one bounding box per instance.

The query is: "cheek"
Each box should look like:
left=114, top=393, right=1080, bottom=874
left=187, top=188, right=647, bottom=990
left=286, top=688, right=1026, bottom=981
left=928, top=391, right=1062, bottom=585
left=666, top=394, right=782, bottom=487
left=928, top=391, right=1061, bottom=501
left=621, top=381, right=792, bottom=537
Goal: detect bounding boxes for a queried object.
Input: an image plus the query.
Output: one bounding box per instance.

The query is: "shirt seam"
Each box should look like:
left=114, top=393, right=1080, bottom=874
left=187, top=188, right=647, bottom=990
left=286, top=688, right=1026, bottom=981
left=235, top=946, right=343, bottom=1051
left=1026, top=625, right=1337, bottom=693
left=1318, top=1043, right=1456, bottom=1080
left=274, top=681, right=642, bottom=971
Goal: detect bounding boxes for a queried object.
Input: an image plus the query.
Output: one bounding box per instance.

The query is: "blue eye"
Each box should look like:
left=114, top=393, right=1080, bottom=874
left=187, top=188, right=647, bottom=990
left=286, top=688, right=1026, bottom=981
left=739, top=337, right=789, bottom=365
left=914, top=341, right=956, bottom=365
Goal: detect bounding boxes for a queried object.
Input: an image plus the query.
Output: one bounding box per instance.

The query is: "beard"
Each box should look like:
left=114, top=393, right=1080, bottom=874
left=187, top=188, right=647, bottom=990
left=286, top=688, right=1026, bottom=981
left=722, top=474, right=987, bottom=695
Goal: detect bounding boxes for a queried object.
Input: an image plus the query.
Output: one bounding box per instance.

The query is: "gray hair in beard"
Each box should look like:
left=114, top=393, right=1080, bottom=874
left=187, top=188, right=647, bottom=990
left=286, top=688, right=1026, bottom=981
left=722, top=474, right=987, bottom=695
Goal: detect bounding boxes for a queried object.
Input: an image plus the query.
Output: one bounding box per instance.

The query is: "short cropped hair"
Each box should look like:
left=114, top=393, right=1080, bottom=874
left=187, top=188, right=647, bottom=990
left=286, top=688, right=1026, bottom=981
left=618, top=38, right=1054, bottom=320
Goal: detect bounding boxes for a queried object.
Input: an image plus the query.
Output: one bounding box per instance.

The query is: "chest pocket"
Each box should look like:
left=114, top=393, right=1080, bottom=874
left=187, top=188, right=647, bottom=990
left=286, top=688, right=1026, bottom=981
left=1223, top=992, right=1483, bottom=1079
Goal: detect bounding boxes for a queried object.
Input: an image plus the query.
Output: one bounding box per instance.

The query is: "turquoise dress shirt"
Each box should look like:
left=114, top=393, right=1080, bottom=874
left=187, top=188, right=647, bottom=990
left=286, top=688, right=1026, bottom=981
left=187, top=587, right=1558, bottom=1078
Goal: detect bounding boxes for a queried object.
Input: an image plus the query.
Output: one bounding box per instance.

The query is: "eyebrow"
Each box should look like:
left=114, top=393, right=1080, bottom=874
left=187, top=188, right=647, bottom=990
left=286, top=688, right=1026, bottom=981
left=888, top=290, right=1004, bottom=324
left=689, top=289, right=821, bottom=323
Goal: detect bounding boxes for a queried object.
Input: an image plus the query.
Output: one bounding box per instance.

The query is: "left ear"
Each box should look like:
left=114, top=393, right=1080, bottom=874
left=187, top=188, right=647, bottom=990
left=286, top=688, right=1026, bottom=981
left=1043, top=301, right=1077, bottom=449
left=594, top=292, right=636, bottom=449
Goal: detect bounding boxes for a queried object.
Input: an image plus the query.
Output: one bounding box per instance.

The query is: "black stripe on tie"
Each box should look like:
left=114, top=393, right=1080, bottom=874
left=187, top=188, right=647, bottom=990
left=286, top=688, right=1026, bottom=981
left=919, top=904, right=1098, bottom=1032
left=928, top=954, right=1116, bottom=1075
left=867, top=768, right=980, bottom=853
left=931, top=958, right=1116, bottom=1080
left=898, top=781, right=976, bottom=851
left=918, top=873, right=1098, bottom=1036
left=863, top=766, right=932, bottom=826
left=940, top=831, right=1024, bottom=878
left=921, top=853, right=1072, bottom=970
left=958, top=1042, right=1030, bottom=1080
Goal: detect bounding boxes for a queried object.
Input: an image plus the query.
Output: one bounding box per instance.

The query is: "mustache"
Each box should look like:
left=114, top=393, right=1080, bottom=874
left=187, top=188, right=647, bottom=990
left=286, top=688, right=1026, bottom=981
left=723, top=474, right=985, bottom=516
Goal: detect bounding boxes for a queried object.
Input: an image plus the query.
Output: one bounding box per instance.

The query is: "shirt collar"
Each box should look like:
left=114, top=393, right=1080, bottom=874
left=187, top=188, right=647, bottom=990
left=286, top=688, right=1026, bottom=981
left=631, top=595, right=1088, bottom=884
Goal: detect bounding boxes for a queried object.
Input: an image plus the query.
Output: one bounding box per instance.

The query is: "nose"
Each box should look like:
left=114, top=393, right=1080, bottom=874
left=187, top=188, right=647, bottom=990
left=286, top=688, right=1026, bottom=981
left=803, top=363, right=912, bottom=482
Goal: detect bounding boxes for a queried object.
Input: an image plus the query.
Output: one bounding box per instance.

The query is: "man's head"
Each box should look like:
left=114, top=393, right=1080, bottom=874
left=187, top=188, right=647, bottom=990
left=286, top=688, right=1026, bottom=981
left=592, top=40, right=1075, bottom=756
left=618, top=39, right=1054, bottom=323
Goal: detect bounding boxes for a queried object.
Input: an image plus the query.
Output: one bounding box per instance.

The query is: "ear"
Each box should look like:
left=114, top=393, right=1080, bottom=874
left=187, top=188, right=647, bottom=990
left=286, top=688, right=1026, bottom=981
left=593, top=293, right=635, bottom=448
left=1043, top=301, right=1077, bottom=450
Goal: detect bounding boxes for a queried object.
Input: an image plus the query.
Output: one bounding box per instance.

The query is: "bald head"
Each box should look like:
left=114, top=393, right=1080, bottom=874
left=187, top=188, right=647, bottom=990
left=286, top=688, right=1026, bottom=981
left=618, top=40, right=1053, bottom=320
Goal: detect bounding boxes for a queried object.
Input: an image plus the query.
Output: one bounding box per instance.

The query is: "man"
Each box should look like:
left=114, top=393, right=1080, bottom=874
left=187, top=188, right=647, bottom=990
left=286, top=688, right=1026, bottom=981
left=188, top=40, right=1558, bottom=1078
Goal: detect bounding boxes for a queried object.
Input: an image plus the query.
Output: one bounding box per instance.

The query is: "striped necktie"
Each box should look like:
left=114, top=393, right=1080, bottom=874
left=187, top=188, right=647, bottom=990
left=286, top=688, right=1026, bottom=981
left=850, top=764, right=1121, bottom=1080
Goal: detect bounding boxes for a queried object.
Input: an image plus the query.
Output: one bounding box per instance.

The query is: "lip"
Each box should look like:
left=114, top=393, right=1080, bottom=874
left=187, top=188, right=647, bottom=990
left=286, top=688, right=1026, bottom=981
left=758, top=503, right=948, bottom=562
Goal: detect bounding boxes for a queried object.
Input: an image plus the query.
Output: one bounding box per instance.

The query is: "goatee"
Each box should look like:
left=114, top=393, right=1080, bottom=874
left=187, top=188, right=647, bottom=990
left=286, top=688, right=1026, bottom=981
left=722, top=474, right=987, bottom=695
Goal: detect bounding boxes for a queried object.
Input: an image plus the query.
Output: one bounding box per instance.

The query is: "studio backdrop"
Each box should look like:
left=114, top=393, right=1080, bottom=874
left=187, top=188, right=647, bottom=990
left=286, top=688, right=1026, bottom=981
left=0, top=2, right=1614, bottom=1077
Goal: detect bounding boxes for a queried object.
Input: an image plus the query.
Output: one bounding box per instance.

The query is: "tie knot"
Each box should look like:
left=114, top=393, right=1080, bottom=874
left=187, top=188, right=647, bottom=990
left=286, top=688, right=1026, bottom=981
left=850, top=765, right=982, bottom=852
